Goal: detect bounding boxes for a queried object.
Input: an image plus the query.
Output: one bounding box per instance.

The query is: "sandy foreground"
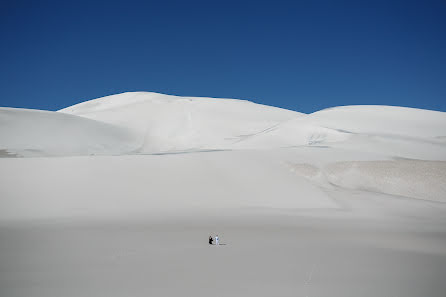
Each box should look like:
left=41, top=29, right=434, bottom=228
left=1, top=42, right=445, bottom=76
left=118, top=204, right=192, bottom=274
left=1, top=150, right=446, bottom=297
left=1, top=210, right=446, bottom=297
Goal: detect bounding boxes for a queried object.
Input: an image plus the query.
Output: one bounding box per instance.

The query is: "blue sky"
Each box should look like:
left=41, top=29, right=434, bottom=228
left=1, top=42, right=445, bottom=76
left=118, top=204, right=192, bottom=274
left=1, top=0, right=445, bottom=113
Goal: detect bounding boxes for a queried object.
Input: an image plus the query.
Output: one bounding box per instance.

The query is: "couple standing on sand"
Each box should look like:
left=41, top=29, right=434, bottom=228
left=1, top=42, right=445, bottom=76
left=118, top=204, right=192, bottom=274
left=209, top=235, right=219, bottom=245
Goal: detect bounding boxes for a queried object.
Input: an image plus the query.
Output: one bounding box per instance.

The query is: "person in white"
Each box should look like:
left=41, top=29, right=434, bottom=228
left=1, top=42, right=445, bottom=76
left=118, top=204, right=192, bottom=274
left=215, top=235, right=219, bottom=245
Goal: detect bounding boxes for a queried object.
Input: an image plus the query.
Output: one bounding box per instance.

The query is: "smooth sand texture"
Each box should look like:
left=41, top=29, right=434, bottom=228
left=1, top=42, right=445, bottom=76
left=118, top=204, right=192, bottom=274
left=1, top=150, right=446, bottom=297
left=2, top=92, right=446, bottom=158
left=1, top=210, right=446, bottom=297
left=1, top=92, right=446, bottom=296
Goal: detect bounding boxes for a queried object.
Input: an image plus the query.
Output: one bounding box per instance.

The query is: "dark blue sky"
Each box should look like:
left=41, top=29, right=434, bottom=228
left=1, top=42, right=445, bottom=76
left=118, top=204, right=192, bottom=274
left=1, top=0, right=445, bottom=113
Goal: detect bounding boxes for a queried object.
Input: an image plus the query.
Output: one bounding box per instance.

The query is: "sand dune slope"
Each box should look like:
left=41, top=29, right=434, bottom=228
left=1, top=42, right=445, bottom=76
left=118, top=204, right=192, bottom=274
left=234, top=105, right=446, bottom=159
left=2, top=92, right=445, bottom=158
left=0, top=107, right=138, bottom=157
left=59, top=92, right=303, bottom=153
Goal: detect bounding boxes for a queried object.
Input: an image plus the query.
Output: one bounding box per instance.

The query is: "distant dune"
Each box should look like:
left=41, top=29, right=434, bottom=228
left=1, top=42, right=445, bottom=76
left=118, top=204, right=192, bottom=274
left=1, top=92, right=445, bottom=159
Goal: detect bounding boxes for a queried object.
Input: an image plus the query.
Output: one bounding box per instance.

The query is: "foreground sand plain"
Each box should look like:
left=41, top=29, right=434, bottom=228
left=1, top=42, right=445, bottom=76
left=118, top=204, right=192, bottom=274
left=1, top=149, right=446, bottom=297
left=2, top=208, right=446, bottom=297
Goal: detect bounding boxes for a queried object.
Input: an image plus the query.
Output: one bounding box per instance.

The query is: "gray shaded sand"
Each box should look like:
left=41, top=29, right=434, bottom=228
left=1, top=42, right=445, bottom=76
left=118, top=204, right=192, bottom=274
left=1, top=210, right=446, bottom=297
left=0, top=149, right=19, bottom=158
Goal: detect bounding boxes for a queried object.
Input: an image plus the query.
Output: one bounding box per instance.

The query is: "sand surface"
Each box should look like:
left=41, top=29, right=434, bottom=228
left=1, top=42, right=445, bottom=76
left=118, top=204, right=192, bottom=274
left=2, top=209, right=446, bottom=297
left=1, top=93, right=446, bottom=296
left=1, top=151, right=446, bottom=297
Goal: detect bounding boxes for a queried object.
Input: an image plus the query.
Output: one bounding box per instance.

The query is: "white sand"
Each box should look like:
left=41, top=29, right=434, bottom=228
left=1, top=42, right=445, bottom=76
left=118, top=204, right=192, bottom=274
left=1, top=92, right=446, bottom=296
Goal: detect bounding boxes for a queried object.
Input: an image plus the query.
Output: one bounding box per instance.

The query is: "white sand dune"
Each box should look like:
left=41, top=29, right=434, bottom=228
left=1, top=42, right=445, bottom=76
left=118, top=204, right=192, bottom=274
left=324, top=160, right=446, bottom=202
left=290, top=160, right=446, bottom=202
left=1, top=92, right=446, bottom=297
left=233, top=105, right=446, bottom=159
left=0, top=151, right=338, bottom=221
left=0, top=107, right=138, bottom=157
left=59, top=92, right=303, bottom=153
left=2, top=92, right=445, bottom=159
left=308, top=105, right=446, bottom=138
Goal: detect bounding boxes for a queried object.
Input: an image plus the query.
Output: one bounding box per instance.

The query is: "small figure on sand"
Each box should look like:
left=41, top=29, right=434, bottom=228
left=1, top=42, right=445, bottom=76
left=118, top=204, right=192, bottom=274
left=209, top=235, right=222, bottom=245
